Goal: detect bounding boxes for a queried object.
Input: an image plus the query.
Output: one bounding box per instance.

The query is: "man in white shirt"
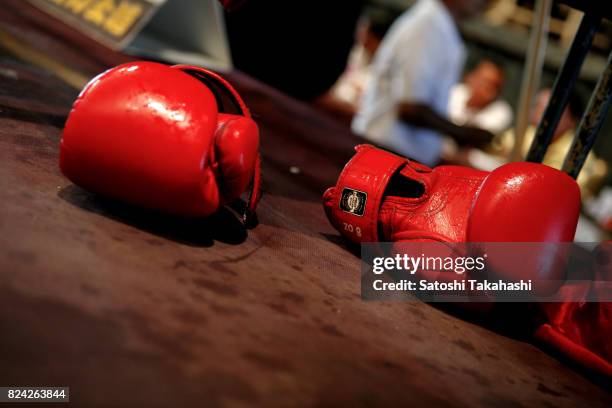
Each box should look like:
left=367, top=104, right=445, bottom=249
left=353, top=0, right=492, bottom=166
left=448, top=60, right=513, bottom=135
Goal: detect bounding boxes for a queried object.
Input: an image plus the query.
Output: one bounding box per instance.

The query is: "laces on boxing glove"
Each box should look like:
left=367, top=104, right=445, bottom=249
left=173, top=65, right=262, bottom=228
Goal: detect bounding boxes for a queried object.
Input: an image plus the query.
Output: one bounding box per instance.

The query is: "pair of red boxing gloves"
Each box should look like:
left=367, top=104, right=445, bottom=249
left=60, top=63, right=609, bottom=378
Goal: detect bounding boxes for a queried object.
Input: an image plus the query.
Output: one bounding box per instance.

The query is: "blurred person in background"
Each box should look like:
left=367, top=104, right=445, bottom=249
left=314, top=8, right=395, bottom=123
left=586, top=186, right=612, bottom=234
left=353, top=0, right=494, bottom=166
left=448, top=59, right=512, bottom=135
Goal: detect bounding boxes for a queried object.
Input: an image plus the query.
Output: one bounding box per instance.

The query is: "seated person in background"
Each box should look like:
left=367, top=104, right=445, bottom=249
left=353, top=0, right=494, bottom=167
left=315, top=8, right=394, bottom=123
left=448, top=59, right=513, bottom=135
left=485, top=89, right=607, bottom=200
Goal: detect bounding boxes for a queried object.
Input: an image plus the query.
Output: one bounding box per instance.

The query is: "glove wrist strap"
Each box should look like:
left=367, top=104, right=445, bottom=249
left=330, top=145, right=407, bottom=243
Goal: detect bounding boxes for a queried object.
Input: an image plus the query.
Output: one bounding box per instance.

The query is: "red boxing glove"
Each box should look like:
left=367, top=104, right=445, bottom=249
left=323, top=145, right=580, bottom=290
left=60, top=61, right=261, bottom=223
left=323, top=144, right=579, bottom=244
left=324, top=145, right=612, bottom=377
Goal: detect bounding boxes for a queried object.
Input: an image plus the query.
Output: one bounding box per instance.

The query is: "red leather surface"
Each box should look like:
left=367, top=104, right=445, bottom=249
left=215, top=113, right=259, bottom=202
left=381, top=165, right=487, bottom=243
left=468, top=163, right=580, bottom=242
left=60, top=61, right=259, bottom=217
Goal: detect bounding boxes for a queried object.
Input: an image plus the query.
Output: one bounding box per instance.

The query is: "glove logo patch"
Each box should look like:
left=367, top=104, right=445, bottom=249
left=340, top=188, right=367, bottom=216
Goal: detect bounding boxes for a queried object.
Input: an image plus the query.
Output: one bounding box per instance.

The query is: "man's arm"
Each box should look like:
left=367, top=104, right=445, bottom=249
left=313, top=92, right=356, bottom=125
left=398, top=101, right=494, bottom=146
